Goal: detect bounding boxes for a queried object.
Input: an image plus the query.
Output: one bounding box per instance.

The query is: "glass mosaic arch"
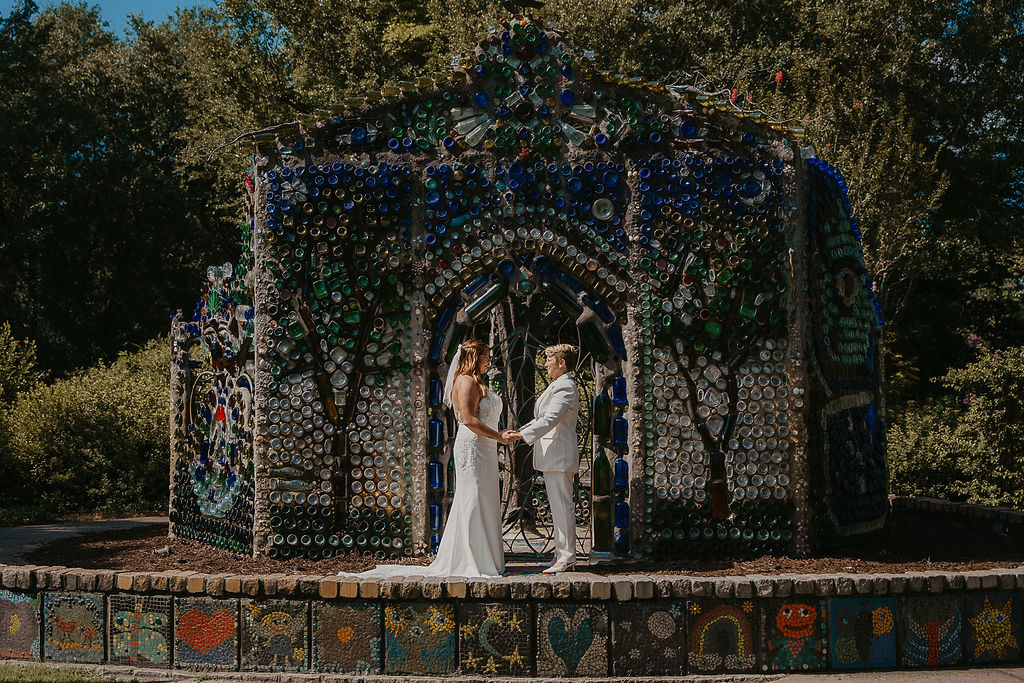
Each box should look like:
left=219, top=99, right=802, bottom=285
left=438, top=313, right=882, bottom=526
left=169, top=15, right=887, bottom=561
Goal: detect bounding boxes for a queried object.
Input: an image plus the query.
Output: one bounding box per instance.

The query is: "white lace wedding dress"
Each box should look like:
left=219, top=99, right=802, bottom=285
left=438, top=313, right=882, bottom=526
left=338, top=390, right=505, bottom=578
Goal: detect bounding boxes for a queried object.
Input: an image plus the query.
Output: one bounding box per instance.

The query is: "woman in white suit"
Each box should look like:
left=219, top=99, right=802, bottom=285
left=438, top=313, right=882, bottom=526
left=505, top=344, right=580, bottom=574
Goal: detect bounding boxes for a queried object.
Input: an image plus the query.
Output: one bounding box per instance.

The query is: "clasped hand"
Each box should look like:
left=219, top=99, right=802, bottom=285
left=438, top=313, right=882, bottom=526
left=498, top=429, right=522, bottom=446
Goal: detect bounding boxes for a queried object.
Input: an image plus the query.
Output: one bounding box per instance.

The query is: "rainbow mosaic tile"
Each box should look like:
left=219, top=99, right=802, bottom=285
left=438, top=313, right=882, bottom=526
left=174, top=597, right=238, bottom=670
left=312, top=601, right=381, bottom=673
left=240, top=599, right=308, bottom=671
left=43, top=593, right=104, bottom=664
left=686, top=599, right=758, bottom=673
left=536, top=604, right=608, bottom=677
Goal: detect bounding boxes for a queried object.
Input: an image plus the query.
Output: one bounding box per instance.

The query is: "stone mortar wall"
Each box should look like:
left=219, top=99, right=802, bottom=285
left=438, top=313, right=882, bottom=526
left=892, top=495, right=1024, bottom=531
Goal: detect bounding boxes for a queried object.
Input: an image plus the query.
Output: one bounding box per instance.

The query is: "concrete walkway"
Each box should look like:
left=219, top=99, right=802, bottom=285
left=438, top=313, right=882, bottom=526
left=779, top=668, right=1024, bottom=681
left=0, top=516, right=166, bottom=564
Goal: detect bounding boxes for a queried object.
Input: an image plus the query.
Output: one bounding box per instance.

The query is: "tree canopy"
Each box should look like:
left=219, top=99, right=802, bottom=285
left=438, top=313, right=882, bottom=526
left=0, top=0, right=1021, bottom=411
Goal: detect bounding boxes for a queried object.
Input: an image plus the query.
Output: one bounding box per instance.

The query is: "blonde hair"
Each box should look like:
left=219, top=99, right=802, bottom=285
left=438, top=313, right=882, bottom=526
left=455, top=339, right=489, bottom=398
left=545, top=343, right=579, bottom=370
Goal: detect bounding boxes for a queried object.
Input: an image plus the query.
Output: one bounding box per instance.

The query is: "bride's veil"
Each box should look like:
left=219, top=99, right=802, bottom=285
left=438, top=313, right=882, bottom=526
left=442, top=345, right=462, bottom=411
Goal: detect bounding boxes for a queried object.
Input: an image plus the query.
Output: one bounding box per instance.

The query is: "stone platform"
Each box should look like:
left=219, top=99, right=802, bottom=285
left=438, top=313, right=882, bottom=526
left=1, top=497, right=1022, bottom=677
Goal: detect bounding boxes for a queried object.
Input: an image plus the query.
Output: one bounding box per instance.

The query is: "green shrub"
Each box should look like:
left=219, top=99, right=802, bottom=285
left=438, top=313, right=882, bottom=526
left=6, top=337, right=169, bottom=515
left=0, top=322, right=41, bottom=404
left=888, top=346, right=1024, bottom=509
left=0, top=321, right=42, bottom=514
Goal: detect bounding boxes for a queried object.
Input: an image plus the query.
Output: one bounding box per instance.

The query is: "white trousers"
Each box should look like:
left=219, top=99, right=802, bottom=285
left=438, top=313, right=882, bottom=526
left=544, top=471, right=577, bottom=564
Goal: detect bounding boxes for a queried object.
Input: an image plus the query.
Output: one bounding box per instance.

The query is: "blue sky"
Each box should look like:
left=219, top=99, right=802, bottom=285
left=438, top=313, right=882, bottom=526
left=1, top=0, right=215, bottom=34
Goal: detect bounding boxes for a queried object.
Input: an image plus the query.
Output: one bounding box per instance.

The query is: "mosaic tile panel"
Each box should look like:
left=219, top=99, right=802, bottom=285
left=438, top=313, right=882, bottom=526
left=965, top=592, right=1021, bottom=664
left=240, top=599, right=308, bottom=671
left=901, top=596, right=962, bottom=667
left=43, top=592, right=104, bottom=663
left=108, top=594, right=172, bottom=668
left=174, top=597, right=239, bottom=670
left=384, top=602, right=457, bottom=675
left=686, top=599, right=758, bottom=674
left=0, top=590, right=40, bottom=660
left=829, top=597, right=897, bottom=669
left=312, top=601, right=381, bottom=673
left=459, top=603, right=532, bottom=676
left=610, top=602, right=687, bottom=676
left=537, top=604, right=608, bottom=677
left=761, top=598, right=827, bottom=672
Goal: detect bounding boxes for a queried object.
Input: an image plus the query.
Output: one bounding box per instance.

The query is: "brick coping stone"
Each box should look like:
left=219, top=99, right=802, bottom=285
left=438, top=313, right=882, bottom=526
left=4, top=564, right=1023, bottom=601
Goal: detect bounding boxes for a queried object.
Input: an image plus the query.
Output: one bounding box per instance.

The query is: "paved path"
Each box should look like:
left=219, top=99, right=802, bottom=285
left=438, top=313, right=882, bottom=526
left=780, top=668, right=1024, bottom=681
left=0, top=516, right=166, bottom=564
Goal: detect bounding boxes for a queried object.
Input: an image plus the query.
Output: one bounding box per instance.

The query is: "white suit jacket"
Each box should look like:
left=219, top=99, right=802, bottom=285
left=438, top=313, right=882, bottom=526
left=518, top=373, right=580, bottom=473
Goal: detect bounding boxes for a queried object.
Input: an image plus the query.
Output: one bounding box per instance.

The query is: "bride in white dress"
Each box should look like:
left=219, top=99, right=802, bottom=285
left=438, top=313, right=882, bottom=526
left=338, top=339, right=511, bottom=578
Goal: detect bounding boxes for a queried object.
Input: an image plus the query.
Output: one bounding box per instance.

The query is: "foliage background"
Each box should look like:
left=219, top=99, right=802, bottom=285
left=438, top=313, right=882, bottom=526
left=0, top=0, right=1021, bottom=516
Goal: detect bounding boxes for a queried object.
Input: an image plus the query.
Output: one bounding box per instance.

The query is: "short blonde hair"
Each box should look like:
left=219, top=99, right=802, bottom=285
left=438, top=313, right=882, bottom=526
left=545, top=343, right=578, bottom=369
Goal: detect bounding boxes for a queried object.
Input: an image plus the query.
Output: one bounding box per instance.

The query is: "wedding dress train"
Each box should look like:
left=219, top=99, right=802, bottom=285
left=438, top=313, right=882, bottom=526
left=338, top=390, right=505, bottom=578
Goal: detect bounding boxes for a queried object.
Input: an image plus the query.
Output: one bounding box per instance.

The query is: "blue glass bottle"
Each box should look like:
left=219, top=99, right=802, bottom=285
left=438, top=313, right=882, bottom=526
left=429, top=375, right=444, bottom=407
left=615, top=498, right=630, bottom=529
left=430, top=495, right=443, bottom=531
left=558, top=271, right=585, bottom=293
left=612, top=409, right=628, bottom=447
left=435, top=305, right=454, bottom=332
left=497, top=258, right=517, bottom=277
left=614, top=455, right=629, bottom=489
left=429, top=457, right=443, bottom=490
left=464, top=274, right=488, bottom=296
left=612, top=375, right=628, bottom=405
left=609, top=326, right=626, bottom=356
left=592, top=299, right=615, bottom=324
left=429, top=332, right=445, bottom=364
left=465, top=281, right=507, bottom=320
left=429, top=412, right=444, bottom=448
left=430, top=532, right=442, bottom=554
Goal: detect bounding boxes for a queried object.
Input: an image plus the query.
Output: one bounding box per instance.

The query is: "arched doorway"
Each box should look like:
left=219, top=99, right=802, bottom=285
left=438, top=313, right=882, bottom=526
left=423, top=245, right=632, bottom=563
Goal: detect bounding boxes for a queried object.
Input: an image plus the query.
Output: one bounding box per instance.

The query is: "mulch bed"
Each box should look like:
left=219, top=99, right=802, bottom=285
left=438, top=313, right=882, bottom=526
left=24, top=511, right=1024, bottom=577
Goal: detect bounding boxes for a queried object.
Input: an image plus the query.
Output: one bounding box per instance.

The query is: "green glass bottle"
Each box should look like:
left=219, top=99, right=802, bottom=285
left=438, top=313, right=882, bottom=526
left=593, top=388, right=612, bottom=440
left=592, top=447, right=613, bottom=553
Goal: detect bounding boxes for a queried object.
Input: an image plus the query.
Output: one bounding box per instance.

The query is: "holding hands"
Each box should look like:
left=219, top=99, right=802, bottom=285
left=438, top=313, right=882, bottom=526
left=499, top=429, right=523, bottom=445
